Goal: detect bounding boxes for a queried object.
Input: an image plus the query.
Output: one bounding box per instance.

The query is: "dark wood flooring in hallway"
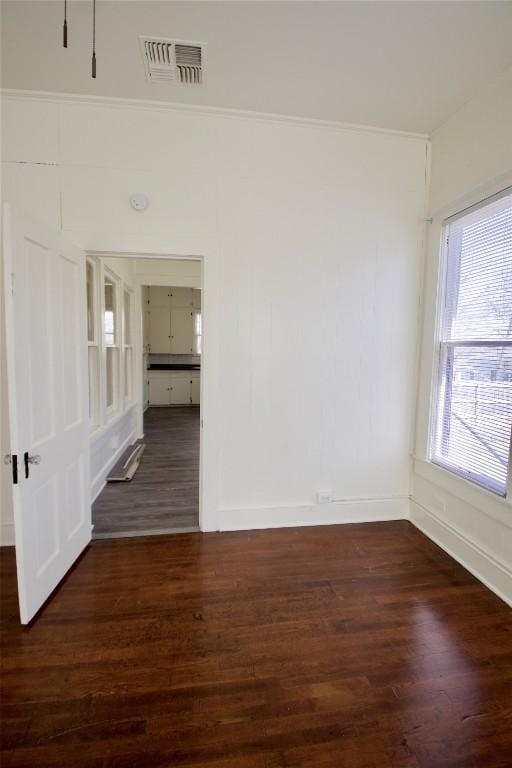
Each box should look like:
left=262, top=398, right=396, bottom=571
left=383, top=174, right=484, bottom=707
left=1, top=521, right=511, bottom=768
left=92, top=406, right=200, bottom=537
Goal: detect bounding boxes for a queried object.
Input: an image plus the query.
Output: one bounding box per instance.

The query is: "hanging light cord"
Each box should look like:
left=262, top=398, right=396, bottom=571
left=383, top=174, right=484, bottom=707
left=91, top=0, right=97, bottom=78
left=63, top=0, right=68, bottom=48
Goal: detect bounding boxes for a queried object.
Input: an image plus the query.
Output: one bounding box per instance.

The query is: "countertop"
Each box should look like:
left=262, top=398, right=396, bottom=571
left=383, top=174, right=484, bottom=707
left=148, top=364, right=200, bottom=371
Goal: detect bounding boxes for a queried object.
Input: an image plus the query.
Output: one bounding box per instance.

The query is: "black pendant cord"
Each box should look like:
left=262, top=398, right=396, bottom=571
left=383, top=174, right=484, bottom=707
left=91, top=0, right=97, bottom=78
left=63, top=0, right=68, bottom=48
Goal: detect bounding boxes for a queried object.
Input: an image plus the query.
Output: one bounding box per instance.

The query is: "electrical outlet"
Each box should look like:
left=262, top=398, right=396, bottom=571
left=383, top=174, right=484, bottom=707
left=316, top=490, right=332, bottom=504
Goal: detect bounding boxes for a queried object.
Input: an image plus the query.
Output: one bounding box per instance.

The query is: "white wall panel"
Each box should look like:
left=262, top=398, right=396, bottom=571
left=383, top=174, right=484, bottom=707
left=1, top=163, right=61, bottom=230
left=90, top=406, right=138, bottom=503
left=1, top=93, right=428, bottom=537
left=59, top=102, right=220, bottom=174
left=1, top=98, right=59, bottom=164
left=60, top=166, right=217, bottom=240
left=429, top=69, right=512, bottom=214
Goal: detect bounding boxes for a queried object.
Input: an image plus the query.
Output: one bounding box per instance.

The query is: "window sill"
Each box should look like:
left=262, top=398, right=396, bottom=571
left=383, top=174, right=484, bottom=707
left=413, top=457, right=512, bottom=529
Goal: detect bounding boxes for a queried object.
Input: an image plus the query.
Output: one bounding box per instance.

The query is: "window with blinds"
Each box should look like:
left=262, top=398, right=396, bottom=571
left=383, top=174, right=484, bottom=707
left=431, top=188, right=512, bottom=495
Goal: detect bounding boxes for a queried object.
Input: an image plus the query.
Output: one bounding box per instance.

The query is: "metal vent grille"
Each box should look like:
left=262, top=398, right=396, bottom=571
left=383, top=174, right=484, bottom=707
left=140, top=37, right=204, bottom=85
left=175, top=44, right=202, bottom=84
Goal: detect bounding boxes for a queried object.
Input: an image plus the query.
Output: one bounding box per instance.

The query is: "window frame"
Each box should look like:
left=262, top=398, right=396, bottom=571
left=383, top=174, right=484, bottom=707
left=122, top=286, right=135, bottom=407
left=86, top=257, right=101, bottom=431
left=103, top=268, right=121, bottom=420
left=429, top=188, right=512, bottom=497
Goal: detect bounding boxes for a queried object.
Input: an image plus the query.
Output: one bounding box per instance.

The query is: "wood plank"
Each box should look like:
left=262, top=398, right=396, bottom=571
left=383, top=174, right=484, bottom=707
left=1, top=522, right=511, bottom=767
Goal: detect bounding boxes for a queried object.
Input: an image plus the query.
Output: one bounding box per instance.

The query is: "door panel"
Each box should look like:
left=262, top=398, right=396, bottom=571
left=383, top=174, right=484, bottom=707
left=192, top=289, right=201, bottom=309
left=2, top=205, right=91, bottom=623
left=149, top=376, right=171, bottom=405
left=148, top=286, right=170, bottom=308
left=170, top=376, right=191, bottom=405
left=149, top=307, right=171, bottom=353
left=191, top=374, right=200, bottom=405
left=169, top=287, right=193, bottom=308
left=170, top=308, right=195, bottom=354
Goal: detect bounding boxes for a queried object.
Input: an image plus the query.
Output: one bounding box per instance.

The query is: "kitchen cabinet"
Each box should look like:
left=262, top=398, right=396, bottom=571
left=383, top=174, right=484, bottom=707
left=145, top=286, right=201, bottom=354
left=142, top=286, right=151, bottom=351
left=148, top=375, right=172, bottom=405
left=149, top=307, right=171, bottom=353
left=148, top=370, right=200, bottom=406
left=169, top=377, right=191, bottom=405
left=191, top=373, right=200, bottom=404
left=169, top=287, right=194, bottom=307
left=148, top=286, right=171, bottom=308
left=170, top=308, right=195, bottom=354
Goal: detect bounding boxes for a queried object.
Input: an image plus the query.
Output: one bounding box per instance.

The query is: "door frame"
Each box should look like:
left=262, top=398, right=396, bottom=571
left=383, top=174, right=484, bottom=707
left=87, top=250, right=206, bottom=532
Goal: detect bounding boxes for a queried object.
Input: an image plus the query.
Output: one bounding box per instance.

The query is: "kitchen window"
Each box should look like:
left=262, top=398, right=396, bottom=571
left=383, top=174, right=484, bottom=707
left=431, top=189, right=512, bottom=495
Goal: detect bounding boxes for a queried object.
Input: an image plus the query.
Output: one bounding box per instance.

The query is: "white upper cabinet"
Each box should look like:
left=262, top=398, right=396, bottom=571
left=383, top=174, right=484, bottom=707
left=146, top=285, right=200, bottom=355
left=148, top=286, right=170, bottom=308
left=169, top=287, right=194, bottom=308
left=149, top=306, right=172, bottom=353
left=170, top=308, right=195, bottom=354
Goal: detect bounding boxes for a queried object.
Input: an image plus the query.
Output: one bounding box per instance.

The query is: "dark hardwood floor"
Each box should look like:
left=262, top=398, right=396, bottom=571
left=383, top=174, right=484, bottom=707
left=1, top=521, right=512, bottom=768
left=92, top=406, right=200, bottom=537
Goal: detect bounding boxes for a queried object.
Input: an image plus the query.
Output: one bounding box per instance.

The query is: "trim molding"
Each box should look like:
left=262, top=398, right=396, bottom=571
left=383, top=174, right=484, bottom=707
left=0, top=522, right=15, bottom=547
left=211, top=496, right=409, bottom=533
left=0, top=88, right=429, bottom=142
left=410, top=498, right=512, bottom=607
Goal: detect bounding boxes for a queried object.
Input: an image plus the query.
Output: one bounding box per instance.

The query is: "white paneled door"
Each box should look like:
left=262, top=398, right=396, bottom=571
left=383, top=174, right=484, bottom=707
left=2, top=205, right=91, bottom=623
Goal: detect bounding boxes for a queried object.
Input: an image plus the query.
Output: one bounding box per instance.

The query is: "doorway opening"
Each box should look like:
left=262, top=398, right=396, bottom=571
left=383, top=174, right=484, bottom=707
left=86, top=254, right=203, bottom=539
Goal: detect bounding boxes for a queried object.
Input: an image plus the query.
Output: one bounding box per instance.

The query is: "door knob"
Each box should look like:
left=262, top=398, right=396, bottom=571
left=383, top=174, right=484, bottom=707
left=28, top=454, right=42, bottom=465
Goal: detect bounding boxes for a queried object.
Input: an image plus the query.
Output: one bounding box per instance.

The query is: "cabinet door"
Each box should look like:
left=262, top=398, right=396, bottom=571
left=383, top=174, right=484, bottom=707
left=192, top=289, right=201, bottom=309
left=191, top=374, right=200, bottom=404
left=170, top=377, right=191, bottom=405
left=149, top=307, right=171, bottom=353
left=149, top=376, right=171, bottom=405
left=148, top=286, right=170, bottom=308
left=143, top=308, right=151, bottom=349
left=170, top=308, right=195, bottom=354
left=170, top=287, right=193, bottom=308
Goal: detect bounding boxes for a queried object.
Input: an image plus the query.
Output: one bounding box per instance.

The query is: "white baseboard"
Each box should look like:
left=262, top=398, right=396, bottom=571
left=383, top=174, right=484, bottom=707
left=0, top=522, right=15, bottom=547
left=213, top=496, right=409, bottom=533
left=410, top=498, right=512, bottom=607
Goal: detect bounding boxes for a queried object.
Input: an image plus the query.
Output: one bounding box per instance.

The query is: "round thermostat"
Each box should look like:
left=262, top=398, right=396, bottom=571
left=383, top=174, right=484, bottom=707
left=130, top=193, right=149, bottom=212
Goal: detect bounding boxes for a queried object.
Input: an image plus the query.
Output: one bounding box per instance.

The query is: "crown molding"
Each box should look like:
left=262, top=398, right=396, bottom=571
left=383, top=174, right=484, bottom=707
left=0, top=88, right=429, bottom=143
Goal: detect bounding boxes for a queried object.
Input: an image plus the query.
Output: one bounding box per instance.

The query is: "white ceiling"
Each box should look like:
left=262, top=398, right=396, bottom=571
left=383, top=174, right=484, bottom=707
left=2, top=0, right=512, bottom=134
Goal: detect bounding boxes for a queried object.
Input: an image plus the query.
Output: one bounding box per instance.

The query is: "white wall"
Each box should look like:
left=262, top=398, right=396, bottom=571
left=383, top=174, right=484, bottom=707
left=1, top=92, right=428, bottom=538
left=412, top=68, right=512, bottom=605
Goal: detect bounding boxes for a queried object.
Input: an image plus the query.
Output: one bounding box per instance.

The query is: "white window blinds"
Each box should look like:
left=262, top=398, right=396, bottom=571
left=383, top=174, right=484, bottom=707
left=432, top=189, right=512, bottom=495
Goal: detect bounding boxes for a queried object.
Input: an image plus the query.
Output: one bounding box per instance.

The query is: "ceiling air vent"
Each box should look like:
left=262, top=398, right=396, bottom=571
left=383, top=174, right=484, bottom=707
left=139, top=36, right=204, bottom=85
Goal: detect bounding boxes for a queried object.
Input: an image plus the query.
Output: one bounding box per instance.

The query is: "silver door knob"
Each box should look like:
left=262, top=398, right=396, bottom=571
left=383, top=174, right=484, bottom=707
left=27, top=454, right=41, bottom=465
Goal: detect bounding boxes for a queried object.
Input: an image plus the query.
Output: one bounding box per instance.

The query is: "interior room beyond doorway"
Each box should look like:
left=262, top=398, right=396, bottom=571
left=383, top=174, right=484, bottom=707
left=88, top=255, right=202, bottom=539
